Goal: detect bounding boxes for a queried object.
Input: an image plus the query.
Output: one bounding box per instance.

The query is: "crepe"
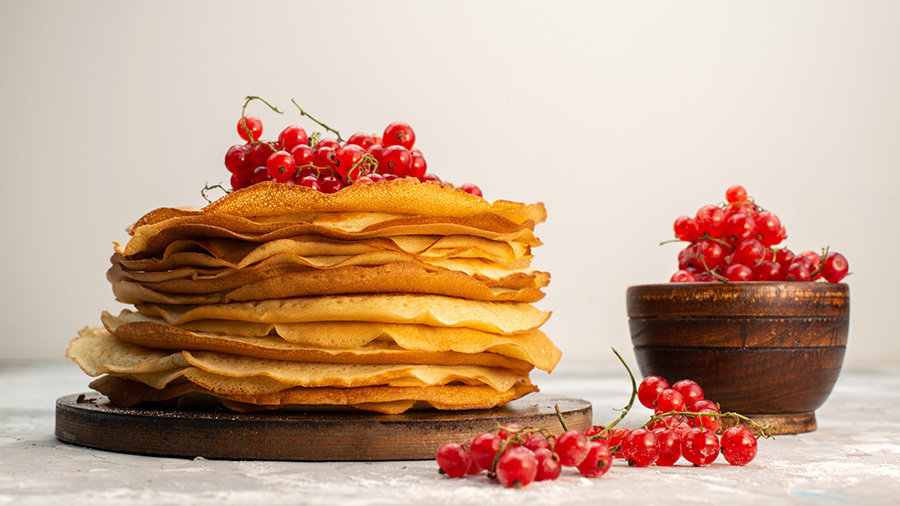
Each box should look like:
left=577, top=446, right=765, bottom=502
left=102, top=310, right=560, bottom=372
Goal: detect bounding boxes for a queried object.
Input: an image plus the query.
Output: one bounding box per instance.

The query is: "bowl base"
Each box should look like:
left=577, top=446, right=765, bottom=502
left=719, top=411, right=816, bottom=435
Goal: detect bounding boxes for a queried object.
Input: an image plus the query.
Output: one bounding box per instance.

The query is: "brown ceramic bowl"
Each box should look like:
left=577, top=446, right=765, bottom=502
left=627, top=282, right=849, bottom=434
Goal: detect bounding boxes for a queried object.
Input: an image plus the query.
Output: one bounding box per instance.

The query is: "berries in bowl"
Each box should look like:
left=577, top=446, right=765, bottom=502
left=627, top=186, right=850, bottom=434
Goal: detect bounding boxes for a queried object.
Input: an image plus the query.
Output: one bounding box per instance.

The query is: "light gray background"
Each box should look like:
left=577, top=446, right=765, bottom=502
left=2, top=1, right=898, bottom=370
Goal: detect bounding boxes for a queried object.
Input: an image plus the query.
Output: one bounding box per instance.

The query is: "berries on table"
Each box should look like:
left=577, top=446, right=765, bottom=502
left=621, top=428, right=660, bottom=467
left=435, top=442, right=471, bottom=478
left=681, top=428, right=720, bottom=466
left=496, top=447, right=538, bottom=488
left=638, top=375, right=670, bottom=409
left=555, top=430, right=590, bottom=467
left=576, top=441, right=612, bottom=477
left=720, top=426, right=759, bottom=466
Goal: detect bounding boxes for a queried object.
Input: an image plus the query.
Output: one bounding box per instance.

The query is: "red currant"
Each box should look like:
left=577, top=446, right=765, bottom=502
left=621, top=428, right=660, bottom=467
left=725, top=185, right=748, bottom=204
left=590, top=427, right=627, bottom=458
left=753, top=260, right=784, bottom=281
left=720, top=426, right=758, bottom=466
left=313, top=146, right=338, bottom=172
left=674, top=216, right=701, bottom=241
left=647, top=414, right=685, bottom=431
left=724, top=263, right=753, bottom=281
left=247, top=142, right=275, bottom=169
left=225, top=144, right=251, bottom=175
left=250, top=166, right=271, bottom=185
left=237, top=115, right=262, bottom=142
left=733, top=239, right=766, bottom=267
left=785, top=262, right=811, bottom=281
left=670, top=270, right=697, bottom=283
left=290, top=144, right=314, bottom=168
left=576, top=441, right=612, bottom=478
left=419, top=173, right=442, bottom=183
left=496, top=447, right=537, bottom=488
left=638, top=376, right=670, bottom=409
left=318, top=176, right=344, bottom=194
left=774, top=248, right=796, bottom=268
left=409, top=153, right=427, bottom=178
left=681, top=428, right=720, bottom=466
left=278, top=125, right=308, bottom=151
left=523, top=433, right=551, bottom=452
left=651, top=428, right=681, bottom=466
left=822, top=252, right=849, bottom=282
left=334, top=144, right=366, bottom=182
left=672, top=379, right=704, bottom=407
left=380, top=145, right=412, bottom=176
left=435, top=442, right=471, bottom=478
left=230, top=171, right=252, bottom=192
left=555, top=430, right=589, bottom=467
left=298, top=176, right=320, bottom=191
left=725, top=213, right=757, bottom=242
left=655, top=388, right=686, bottom=413
left=469, top=432, right=501, bottom=471
left=533, top=448, right=561, bottom=481
left=691, top=408, right=720, bottom=432
left=366, top=144, right=385, bottom=166
left=755, top=211, right=783, bottom=247
left=346, top=132, right=375, bottom=150
left=697, top=240, right=728, bottom=270
left=266, top=150, right=295, bottom=182
left=695, top=205, right=726, bottom=237
left=691, top=399, right=720, bottom=413
left=459, top=183, right=483, bottom=197
left=383, top=121, right=416, bottom=150
left=316, top=138, right=340, bottom=150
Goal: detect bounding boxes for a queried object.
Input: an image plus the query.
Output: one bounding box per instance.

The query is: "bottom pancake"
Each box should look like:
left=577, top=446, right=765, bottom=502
left=89, top=375, right=538, bottom=415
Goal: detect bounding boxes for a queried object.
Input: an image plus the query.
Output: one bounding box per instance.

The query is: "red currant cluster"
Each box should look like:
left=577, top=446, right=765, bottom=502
left=434, top=368, right=772, bottom=488
left=435, top=422, right=612, bottom=488
left=622, top=375, right=767, bottom=467
left=670, top=185, right=849, bottom=283
left=223, top=97, right=482, bottom=196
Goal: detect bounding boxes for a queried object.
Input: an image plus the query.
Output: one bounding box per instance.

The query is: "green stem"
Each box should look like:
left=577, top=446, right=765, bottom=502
left=643, top=410, right=777, bottom=439
left=291, top=98, right=343, bottom=142
left=589, top=348, right=637, bottom=440
left=554, top=404, right=569, bottom=432
left=201, top=182, right=231, bottom=203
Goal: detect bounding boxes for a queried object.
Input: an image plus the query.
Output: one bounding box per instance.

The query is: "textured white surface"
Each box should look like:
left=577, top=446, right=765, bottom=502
left=1, top=361, right=899, bottom=505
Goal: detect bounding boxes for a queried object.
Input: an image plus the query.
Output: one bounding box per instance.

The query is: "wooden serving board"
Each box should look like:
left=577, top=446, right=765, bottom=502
left=55, top=392, right=591, bottom=461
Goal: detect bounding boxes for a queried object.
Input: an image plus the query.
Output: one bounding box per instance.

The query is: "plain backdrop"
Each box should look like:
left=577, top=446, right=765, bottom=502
left=2, top=1, right=898, bottom=374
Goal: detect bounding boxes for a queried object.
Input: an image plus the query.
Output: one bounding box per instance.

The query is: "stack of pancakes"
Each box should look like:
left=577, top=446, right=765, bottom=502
left=68, top=179, right=559, bottom=414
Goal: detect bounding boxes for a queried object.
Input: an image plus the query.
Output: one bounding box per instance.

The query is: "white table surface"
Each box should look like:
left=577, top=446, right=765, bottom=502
left=1, top=360, right=899, bottom=506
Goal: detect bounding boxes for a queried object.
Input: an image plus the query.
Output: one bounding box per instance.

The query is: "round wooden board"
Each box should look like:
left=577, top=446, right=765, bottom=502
left=56, top=392, right=591, bottom=461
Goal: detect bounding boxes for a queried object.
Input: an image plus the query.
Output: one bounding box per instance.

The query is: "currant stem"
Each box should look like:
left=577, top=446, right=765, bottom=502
left=554, top=404, right=569, bottom=432
left=643, top=410, right=777, bottom=439
left=239, top=96, right=283, bottom=144
left=290, top=98, right=343, bottom=142
left=201, top=182, right=231, bottom=204
left=601, top=347, right=637, bottom=435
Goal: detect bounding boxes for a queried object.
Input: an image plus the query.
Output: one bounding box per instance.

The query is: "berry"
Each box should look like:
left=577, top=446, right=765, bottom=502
left=695, top=205, right=726, bottom=236
left=318, top=176, right=344, bottom=194
left=297, top=176, right=320, bottom=191
left=725, top=185, right=748, bottom=204
left=334, top=144, right=366, bottom=182
left=290, top=144, right=314, bottom=168
left=691, top=408, right=720, bottom=432
left=755, top=211, right=783, bottom=247
left=469, top=432, right=501, bottom=471
left=266, top=150, right=295, bottom=182
left=312, top=146, right=337, bottom=172
left=383, top=121, right=416, bottom=150
left=435, top=442, right=471, bottom=478
left=237, top=115, right=262, bottom=142
left=720, top=426, right=758, bottom=466
left=459, top=183, right=482, bottom=197
left=380, top=145, right=412, bottom=176
left=774, top=248, right=796, bottom=268
left=250, top=165, right=271, bottom=185
left=670, top=270, right=697, bottom=283
left=419, top=172, right=442, bottom=183
left=753, top=261, right=784, bottom=281
left=555, top=430, right=589, bottom=467
left=533, top=448, right=561, bottom=481
left=785, top=262, right=811, bottom=281
left=672, top=380, right=704, bottom=407
left=647, top=414, right=685, bottom=431
left=366, top=144, right=385, bottom=165
left=247, top=142, right=275, bottom=169
left=589, top=427, right=627, bottom=458
left=822, top=252, right=849, bottom=282
left=346, top=132, right=375, bottom=150
left=230, top=171, right=252, bottom=192
left=495, top=447, right=537, bottom=488
left=690, top=399, right=720, bottom=413
left=655, top=388, right=686, bottom=413
left=725, top=213, right=757, bottom=242
left=409, top=153, right=427, bottom=178
left=674, top=216, right=701, bottom=241
left=225, top=144, right=251, bottom=175
left=681, top=428, right=720, bottom=466
left=621, top=429, right=660, bottom=467
left=638, top=376, right=670, bottom=409
left=278, top=125, right=308, bottom=151
left=724, top=263, right=753, bottom=281
left=697, top=240, right=728, bottom=270
left=731, top=238, right=766, bottom=267
left=576, top=441, right=612, bottom=478
left=652, top=428, right=681, bottom=466
left=316, top=138, right=340, bottom=150
left=522, top=433, right=551, bottom=452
